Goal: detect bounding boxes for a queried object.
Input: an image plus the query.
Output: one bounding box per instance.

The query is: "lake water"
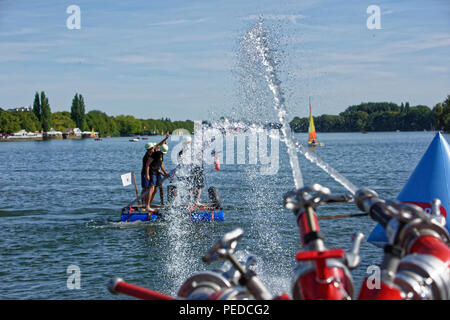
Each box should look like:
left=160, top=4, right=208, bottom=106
left=0, top=131, right=446, bottom=299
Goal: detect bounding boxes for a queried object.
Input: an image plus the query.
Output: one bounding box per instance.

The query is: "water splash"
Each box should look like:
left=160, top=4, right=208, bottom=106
left=244, top=21, right=304, bottom=190
left=243, top=21, right=357, bottom=195
left=294, top=141, right=358, bottom=194
left=163, top=161, right=197, bottom=295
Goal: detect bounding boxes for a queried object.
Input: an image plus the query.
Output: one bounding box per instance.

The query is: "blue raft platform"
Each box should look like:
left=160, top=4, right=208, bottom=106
left=120, top=206, right=224, bottom=222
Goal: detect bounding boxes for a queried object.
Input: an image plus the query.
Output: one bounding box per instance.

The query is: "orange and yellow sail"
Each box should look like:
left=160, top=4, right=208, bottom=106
left=308, top=105, right=317, bottom=143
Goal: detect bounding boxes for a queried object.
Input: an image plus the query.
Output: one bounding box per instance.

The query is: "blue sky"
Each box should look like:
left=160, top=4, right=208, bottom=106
left=0, top=0, right=449, bottom=120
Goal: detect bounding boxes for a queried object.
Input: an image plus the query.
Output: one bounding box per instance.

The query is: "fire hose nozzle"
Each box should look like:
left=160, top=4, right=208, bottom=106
left=354, top=188, right=380, bottom=212
left=345, top=232, right=364, bottom=270
left=108, top=277, right=123, bottom=294
left=202, top=228, right=244, bottom=264
left=431, top=198, right=446, bottom=228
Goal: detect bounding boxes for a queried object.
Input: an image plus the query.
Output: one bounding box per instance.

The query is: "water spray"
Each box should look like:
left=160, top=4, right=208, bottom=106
left=246, top=21, right=357, bottom=194
left=248, top=21, right=304, bottom=189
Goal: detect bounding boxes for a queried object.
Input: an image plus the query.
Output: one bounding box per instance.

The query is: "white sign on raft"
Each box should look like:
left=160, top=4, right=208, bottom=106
left=121, top=172, right=132, bottom=187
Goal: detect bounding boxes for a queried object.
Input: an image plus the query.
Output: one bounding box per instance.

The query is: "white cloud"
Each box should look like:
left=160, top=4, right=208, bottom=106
left=243, top=14, right=306, bottom=24
left=109, top=54, right=173, bottom=64
left=147, top=17, right=210, bottom=27
left=54, top=57, right=87, bottom=64
left=0, top=28, right=37, bottom=37
left=426, top=65, right=450, bottom=74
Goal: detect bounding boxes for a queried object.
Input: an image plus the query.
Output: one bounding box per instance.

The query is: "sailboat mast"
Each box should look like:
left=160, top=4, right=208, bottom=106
left=309, top=96, right=311, bottom=115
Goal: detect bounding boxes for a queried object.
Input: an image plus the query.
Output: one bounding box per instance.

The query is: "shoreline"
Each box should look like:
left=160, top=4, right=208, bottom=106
left=1, top=130, right=444, bottom=142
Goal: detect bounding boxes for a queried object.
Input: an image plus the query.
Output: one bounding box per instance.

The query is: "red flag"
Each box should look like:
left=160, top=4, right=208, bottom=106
left=214, top=153, right=220, bottom=170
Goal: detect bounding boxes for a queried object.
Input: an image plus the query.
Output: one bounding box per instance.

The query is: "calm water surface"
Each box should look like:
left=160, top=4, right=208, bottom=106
left=0, top=131, right=446, bottom=299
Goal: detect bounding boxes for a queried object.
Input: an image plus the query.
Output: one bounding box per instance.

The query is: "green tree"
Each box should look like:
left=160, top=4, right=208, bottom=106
left=432, top=103, right=443, bottom=130
left=78, top=94, right=88, bottom=131
left=290, top=116, right=309, bottom=132
left=86, top=110, right=119, bottom=137
left=40, top=91, right=52, bottom=132
left=436, top=95, right=450, bottom=132
left=290, top=101, right=438, bottom=133
left=405, top=102, right=410, bottom=113
left=52, top=111, right=76, bottom=131
left=33, top=92, right=41, bottom=121
left=114, top=115, right=142, bottom=135
left=13, top=111, right=42, bottom=132
left=0, top=110, right=21, bottom=132
left=70, top=93, right=87, bottom=130
left=71, top=93, right=79, bottom=126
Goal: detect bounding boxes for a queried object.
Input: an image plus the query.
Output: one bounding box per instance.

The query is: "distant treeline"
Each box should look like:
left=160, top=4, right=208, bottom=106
left=0, top=92, right=195, bottom=137
left=290, top=95, right=450, bottom=133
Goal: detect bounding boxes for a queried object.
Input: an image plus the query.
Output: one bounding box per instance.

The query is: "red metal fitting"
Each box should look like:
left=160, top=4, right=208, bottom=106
left=108, top=278, right=173, bottom=300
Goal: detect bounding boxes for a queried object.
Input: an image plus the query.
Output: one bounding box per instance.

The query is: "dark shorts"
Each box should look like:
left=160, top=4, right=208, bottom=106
left=141, top=173, right=150, bottom=189
left=149, top=173, right=161, bottom=187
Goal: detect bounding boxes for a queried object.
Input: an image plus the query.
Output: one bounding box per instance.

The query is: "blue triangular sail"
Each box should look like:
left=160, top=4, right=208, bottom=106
left=367, top=132, right=450, bottom=246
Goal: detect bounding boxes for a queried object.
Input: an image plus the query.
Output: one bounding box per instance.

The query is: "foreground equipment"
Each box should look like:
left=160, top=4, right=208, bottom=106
left=108, top=228, right=288, bottom=300
left=284, top=184, right=361, bottom=299
left=368, top=132, right=450, bottom=246
left=284, top=183, right=450, bottom=300
left=109, top=183, right=449, bottom=300
left=355, top=188, right=450, bottom=299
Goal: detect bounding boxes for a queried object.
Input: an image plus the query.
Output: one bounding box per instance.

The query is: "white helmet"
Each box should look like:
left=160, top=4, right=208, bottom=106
left=182, top=136, right=192, bottom=145
left=145, top=142, right=156, bottom=150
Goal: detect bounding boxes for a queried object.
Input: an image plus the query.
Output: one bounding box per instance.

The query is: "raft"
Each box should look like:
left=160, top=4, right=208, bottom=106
left=120, top=207, right=161, bottom=222
left=120, top=205, right=224, bottom=223
left=190, top=208, right=225, bottom=222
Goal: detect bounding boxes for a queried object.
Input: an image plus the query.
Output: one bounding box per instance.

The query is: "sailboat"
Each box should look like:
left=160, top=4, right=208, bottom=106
left=90, top=128, right=97, bottom=138
left=308, top=98, right=324, bottom=147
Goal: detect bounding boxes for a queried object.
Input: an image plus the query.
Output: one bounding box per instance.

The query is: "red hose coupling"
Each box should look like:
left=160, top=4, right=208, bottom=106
left=358, top=280, right=404, bottom=300
left=108, top=277, right=174, bottom=300
left=409, top=235, right=450, bottom=264
left=296, top=249, right=345, bottom=280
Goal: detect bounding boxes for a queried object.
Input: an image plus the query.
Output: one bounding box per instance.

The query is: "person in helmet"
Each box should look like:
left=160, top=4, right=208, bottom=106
left=145, top=134, right=170, bottom=212
left=141, top=133, right=170, bottom=210
left=156, top=143, right=169, bottom=205
left=177, top=135, right=205, bottom=206
left=141, top=142, right=155, bottom=206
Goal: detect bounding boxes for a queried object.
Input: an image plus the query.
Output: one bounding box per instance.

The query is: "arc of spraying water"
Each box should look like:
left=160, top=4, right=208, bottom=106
left=249, top=21, right=358, bottom=195
left=250, top=22, right=304, bottom=190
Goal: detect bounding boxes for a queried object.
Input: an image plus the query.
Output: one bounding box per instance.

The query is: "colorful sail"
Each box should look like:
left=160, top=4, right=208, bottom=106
left=368, top=132, right=450, bottom=247
left=308, top=105, right=317, bottom=143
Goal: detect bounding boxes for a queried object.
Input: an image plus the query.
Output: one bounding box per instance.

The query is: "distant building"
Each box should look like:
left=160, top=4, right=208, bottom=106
left=7, top=106, right=33, bottom=112
left=73, top=128, right=82, bottom=136
left=5, top=130, right=43, bottom=140
left=46, top=128, right=62, bottom=136
left=62, top=128, right=82, bottom=139
left=13, top=129, right=27, bottom=136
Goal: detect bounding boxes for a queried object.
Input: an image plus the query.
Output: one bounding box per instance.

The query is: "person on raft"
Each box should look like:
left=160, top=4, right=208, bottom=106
left=156, top=143, right=169, bottom=205
left=145, top=137, right=170, bottom=212
left=141, top=142, right=155, bottom=207
left=177, top=136, right=206, bottom=206
left=142, top=133, right=170, bottom=212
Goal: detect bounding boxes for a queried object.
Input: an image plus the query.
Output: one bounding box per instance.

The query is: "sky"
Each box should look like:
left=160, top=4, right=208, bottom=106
left=0, top=0, right=449, bottom=121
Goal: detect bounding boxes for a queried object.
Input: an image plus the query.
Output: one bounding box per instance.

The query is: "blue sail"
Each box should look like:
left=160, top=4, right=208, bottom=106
left=367, top=132, right=450, bottom=246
